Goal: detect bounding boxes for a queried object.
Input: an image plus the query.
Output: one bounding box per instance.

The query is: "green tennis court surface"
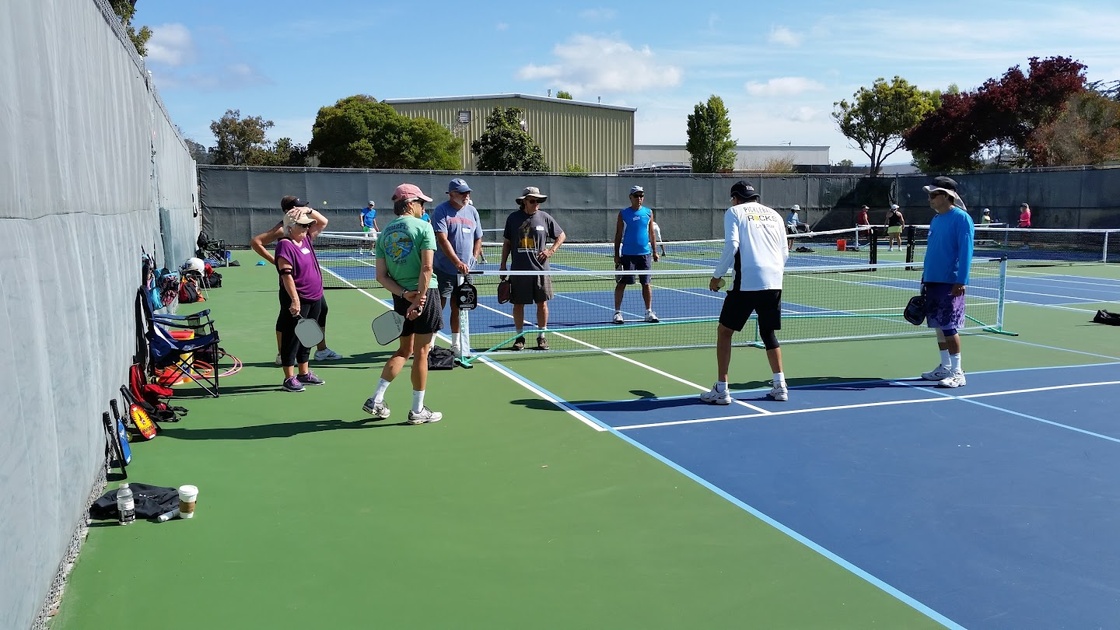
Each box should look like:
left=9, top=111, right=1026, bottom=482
left=53, top=254, right=1120, bottom=629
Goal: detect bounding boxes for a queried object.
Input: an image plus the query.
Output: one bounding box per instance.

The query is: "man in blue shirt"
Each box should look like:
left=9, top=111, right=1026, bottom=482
left=612, top=185, right=660, bottom=323
left=431, top=178, right=483, bottom=356
left=359, top=201, right=378, bottom=255
left=918, top=176, right=974, bottom=388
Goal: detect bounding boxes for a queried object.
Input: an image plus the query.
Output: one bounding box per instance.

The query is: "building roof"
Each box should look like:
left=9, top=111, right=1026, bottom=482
left=383, top=93, right=636, bottom=113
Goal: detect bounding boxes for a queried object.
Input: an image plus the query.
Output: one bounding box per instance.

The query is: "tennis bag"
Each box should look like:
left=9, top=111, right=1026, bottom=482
left=1093, top=309, right=1120, bottom=326
left=428, top=346, right=456, bottom=370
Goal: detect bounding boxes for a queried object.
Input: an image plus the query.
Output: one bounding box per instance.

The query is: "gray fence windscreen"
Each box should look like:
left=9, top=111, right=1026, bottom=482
left=0, top=2, right=198, bottom=628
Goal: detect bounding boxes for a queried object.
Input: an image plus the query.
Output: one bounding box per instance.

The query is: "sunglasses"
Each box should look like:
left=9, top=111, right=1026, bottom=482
left=525, top=199, right=543, bottom=204
left=631, top=194, right=644, bottom=198
left=928, top=191, right=948, bottom=199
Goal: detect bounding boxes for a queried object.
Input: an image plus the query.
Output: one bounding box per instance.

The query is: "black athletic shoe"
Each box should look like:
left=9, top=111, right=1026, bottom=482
left=512, top=336, right=526, bottom=351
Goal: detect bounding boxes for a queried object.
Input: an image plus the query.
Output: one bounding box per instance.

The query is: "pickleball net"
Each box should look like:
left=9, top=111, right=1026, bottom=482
left=452, top=258, right=1013, bottom=365
left=906, top=225, right=1119, bottom=265
left=312, top=226, right=880, bottom=290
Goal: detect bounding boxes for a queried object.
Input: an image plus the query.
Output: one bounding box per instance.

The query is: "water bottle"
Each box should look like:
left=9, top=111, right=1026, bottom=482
left=117, top=483, right=136, bottom=525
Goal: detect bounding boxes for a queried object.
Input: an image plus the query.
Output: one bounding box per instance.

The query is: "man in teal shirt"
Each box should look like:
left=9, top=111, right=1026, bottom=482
left=365, top=183, right=443, bottom=424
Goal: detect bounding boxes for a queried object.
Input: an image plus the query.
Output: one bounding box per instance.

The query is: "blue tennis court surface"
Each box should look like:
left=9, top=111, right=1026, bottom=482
left=574, top=362, right=1120, bottom=629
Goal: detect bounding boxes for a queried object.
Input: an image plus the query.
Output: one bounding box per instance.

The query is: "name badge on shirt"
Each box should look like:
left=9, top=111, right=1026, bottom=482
left=301, top=247, right=310, bottom=254
left=535, top=226, right=544, bottom=232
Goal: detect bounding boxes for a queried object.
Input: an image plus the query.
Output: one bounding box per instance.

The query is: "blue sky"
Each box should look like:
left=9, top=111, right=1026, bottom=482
left=137, top=0, right=1120, bottom=166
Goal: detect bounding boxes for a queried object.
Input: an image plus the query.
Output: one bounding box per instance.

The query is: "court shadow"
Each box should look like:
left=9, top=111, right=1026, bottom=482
left=578, top=397, right=702, bottom=413
left=728, top=376, right=906, bottom=391
left=159, top=417, right=403, bottom=440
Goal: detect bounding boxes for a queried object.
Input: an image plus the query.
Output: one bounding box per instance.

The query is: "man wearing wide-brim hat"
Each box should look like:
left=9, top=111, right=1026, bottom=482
left=917, top=176, right=974, bottom=389
left=500, top=186, right=566, bottom=351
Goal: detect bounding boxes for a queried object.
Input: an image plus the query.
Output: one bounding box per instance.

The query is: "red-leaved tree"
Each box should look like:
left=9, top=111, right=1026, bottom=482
left=904, top=56, right=1088, bottom=171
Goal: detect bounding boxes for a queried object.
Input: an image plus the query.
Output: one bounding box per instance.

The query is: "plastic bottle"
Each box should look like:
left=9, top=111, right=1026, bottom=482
left=117, top=483, right=136, bottom=525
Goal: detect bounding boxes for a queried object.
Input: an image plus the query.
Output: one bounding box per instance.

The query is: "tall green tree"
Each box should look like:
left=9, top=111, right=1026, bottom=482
left=309, top=95, right=460, bottom=169
left=686, top=95, right=736, bottom=173
left=108, top=0, right=152, bottom=56
left=470, top=107, right=549, bottom=172
left=833, top=76, right=937, bottom=176
left=209, top=109, right=274, bottom=165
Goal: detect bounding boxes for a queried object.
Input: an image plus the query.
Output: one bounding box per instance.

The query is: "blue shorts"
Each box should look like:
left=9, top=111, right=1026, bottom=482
left=922, top=282, right=966, bottom=330
left=617, top=254, right=652, bottom=285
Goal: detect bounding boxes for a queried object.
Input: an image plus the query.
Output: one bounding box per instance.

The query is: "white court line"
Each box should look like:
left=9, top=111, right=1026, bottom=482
left=321, top=267, right=608, bottom=431
left=616, top=379, right=1120, bottom=431
left=471, top=300, right=770, bottom=414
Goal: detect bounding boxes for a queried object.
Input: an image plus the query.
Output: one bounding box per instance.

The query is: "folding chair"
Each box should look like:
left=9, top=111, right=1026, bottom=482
left=135, top=288, right=222, bottom=397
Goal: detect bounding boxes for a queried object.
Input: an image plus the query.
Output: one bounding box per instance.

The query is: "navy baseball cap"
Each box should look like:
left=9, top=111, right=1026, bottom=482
left=448, top=178, right=471, bottom=193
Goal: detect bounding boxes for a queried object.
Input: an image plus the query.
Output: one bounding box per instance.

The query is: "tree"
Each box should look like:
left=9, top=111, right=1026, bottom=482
left=556, top=91, right=573, bottom=100
left=904, top=56, right=1088, bottom=170
left=183, top=137, right=211, bottom=164
left=686, top=95, right=736, bottom=173
left=1028, top=91, right=1120, bottom=166
left=108, top=0, right=152, bottom=56
left=833, top=77, right=937, bottom=176
left=308, top=95, right=460, bottom=169
left=470, top=107, right=549, bottom=172
left=209, top=109, right=274, bottom=165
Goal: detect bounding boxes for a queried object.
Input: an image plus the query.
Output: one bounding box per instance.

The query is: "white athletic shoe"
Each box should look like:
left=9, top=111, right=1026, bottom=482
left=407, top=407, right=443, bottom=424
left=450, top=343, right=460, bottom=356
left=937, top=370, right=967, bottom=388
left=700, top=386, right=732, bottom=405
left=274, top=353, right=282, bottom=366
left=921, top=365, right=954, bottom=381
left=362, top=398, right=390, bottom=419
left=768, top=383, right=789, bottom=401
left=315, top=347, right=343, bottom=361
left=644, top=310, right=659, bottom=323
left=612, top=312, right=624, bottom=325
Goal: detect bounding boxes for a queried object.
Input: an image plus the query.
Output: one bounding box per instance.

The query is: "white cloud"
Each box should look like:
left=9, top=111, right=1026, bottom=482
left=768, top=26, right=801, bottom=47
left=517, top=35, right=682, bottom=95
left=745, top=77, right=825, bottom=97
left=146, top=23, right=195, bottom=67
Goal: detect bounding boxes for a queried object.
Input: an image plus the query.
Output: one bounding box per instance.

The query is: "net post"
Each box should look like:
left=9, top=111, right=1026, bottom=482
left=904, top=225, right=915, bottom=269
left=868, top=227, right=878, bottom=266
left=983, top=256, right=1018, bottom=336
left=1104, top=232, right=1110, bottom=263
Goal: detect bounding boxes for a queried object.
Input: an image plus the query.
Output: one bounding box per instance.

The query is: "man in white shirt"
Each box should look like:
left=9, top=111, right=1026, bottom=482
left=702, top=181, right=790, bottom=404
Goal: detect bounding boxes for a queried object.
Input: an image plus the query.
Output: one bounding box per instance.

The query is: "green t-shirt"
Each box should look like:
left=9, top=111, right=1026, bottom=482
left=375, top=215, right=438, bottom=291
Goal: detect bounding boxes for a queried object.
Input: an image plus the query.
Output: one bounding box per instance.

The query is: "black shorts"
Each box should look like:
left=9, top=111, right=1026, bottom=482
left=434, top=269, right=460, bottom=301
left=718, top=289, right=783, bottom=332
left=392, top=288, right=443, bottom=337
left=618, top=254, right=652, bottom=285
left=510, top=274, right=553, bottom=304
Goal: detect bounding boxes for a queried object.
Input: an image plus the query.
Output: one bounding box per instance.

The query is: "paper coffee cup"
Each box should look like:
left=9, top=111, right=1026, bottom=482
left=178, top=485, right=199, bottom=519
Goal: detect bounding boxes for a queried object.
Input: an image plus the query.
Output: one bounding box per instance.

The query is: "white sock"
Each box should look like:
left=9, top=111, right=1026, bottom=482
left=538, top=329, right=547, bottom=339
left=373, top=378, right=391, bottom=404
left=715, top=381, right=727, bottom=392
left=412, top=390, right=425, bottom=414
left=950, top=353, right=962, bottom=373
left=939, top=349, right=951, bottom=367
left=773, top=372, right=785, bottom=386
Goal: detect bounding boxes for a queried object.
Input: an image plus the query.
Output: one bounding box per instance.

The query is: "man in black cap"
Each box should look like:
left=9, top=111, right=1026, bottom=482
left=918, top=176, right=974, bottom=388
left=702, top=181, right=790, bottom=404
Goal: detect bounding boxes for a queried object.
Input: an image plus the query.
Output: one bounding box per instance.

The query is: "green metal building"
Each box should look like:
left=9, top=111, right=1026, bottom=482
left=384, top=93, right=635, bottom=173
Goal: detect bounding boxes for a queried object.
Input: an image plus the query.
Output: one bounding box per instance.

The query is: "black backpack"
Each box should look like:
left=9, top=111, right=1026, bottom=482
left=1093, top=310, right=1120, bottom=326
left=427, top=346, right=456, bottom=370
